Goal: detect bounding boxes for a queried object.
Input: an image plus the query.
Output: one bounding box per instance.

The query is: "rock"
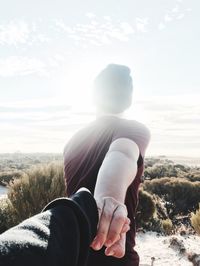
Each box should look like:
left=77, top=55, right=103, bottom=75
left=188, top=253, right=200, bottom=266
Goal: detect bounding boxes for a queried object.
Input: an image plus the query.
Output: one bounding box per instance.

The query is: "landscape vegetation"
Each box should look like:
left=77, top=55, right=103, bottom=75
left=0, top=153, right=200, bottom=265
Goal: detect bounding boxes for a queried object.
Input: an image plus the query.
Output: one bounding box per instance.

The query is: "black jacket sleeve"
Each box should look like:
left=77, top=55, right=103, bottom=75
left=0, top=188, right=98, bottom=266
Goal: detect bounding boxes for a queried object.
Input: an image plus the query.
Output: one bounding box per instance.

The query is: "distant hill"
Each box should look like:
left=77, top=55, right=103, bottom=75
left=146, top=155, right=200, bottom=167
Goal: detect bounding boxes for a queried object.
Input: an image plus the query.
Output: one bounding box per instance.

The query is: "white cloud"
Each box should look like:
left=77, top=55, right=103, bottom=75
left=127, top=94, right=200, bottom=156
left=120, top=22, right=135, bottom=34
left=0, top=97, right=94, bottom=153
left=164, top=14, right=173, bottom=22
left=160, top=2, right=189, bottom=29
left=31, top=33, right=50, bottom=43
left=0, top=56, right=48, bottom=77
left=85, top=13, right=96, bottom=19
left=0, top=20, right=50, bottom=46
left=0, top=16, right=144, bottom=50
left=53, top=16, right=138, bottom=47
left=135, top=18, right=149, bottom=33
left=99, top=35, right=111, bottom=45
left=158, top=23, right=166, bottom=31
left=172, top=6, right=179, bottom=13
left=103, top=16, right=112, bottom=21
left=176, top=14, right=185, bottom=20
left=0, top=51, right=66, bottom=77
left=53, top=54, right=65, bottom=62
left=0, top=98, right=71, bottom=109
left=54, top=19, right=75, bottom=33
left=0, top=21, right=30, bottom=45
left=109, top=29, right=129, bottom=42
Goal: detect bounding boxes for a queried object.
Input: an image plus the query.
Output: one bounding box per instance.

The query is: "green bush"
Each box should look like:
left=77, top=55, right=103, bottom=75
left=191, top=204, right=200, bottom=235
left=144, top=164, right=179, bottom=179
left=184, top=170, right=200, bottom=182
left=0, top=197, right=18, bottom=234
left=139, top=216, right=163, bottom=232
left=143, top=177, right=171, bottom=196
left=7, top=163, right=66, bottom=224
left=137, top=190, right=171, bottom=232
left=136, top=189, right=156, bottom=226
left=162, top=218, right=173, bottom=235
left=152, top=194, right=168, bottom=220
left=143, top=177, right=200, bottom=215
left=144, top=162, right=193, bottom=180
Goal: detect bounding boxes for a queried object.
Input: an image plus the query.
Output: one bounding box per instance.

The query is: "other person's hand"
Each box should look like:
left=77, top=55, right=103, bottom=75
left=90, top=197, right=130, bottom=258
left=105, top=232, right=126, bottom=258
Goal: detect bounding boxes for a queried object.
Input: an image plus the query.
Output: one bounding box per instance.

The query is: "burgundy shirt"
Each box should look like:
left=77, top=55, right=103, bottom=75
left=64, top=116, right=150, bottom=266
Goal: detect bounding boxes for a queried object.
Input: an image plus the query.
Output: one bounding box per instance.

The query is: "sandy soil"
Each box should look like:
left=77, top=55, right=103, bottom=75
left=136, top=232, right=200, bottom=266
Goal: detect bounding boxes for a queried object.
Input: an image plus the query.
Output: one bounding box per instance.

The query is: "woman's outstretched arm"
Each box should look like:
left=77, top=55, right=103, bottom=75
left=91, top=138, right=139, bottom=257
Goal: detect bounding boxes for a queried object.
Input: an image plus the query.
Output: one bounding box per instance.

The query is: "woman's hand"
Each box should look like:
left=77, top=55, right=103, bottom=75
left=105, top=232, right=126, bottom=258
left=90, top=197, right=130, bottom=258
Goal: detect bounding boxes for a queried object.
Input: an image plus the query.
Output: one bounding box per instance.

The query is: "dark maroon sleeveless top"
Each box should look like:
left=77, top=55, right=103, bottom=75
left=64, top=116, right=150, bottom=266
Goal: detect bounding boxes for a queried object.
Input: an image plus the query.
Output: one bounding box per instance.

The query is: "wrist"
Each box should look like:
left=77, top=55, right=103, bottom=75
left=94, top=187, right=126, bottom=204
left=94, top=196, right=128, bottom=223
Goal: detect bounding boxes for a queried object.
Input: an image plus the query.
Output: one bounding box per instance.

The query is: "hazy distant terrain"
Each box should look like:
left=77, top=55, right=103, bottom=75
left=0, top=153, right=199, bottom=172
left=146, top=155, right=200, bottom=167
left=0, top=153, right=63, bottom=173
left=163, top=156, right=200, bottom=167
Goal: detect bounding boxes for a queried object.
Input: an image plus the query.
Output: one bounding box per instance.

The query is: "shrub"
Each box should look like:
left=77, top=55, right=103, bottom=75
left=139, top=216, right=163, bottom=232
left=152, top=194, right=168, bottom=220
left=0, top=197, right=18, bottom=234
left=190, top=204, right=200, bottom=235
left=143, top=177, right=200, bottom=215
left=7, top=163, right=66, bottom=224
left=184, top=170, right=200, bottom=182
left=0, top=170, right=23, bottom=186
left=142, top=177, right=172, bottom=196
left=144, top=164, right=178, bottom=179
left=162, top=218, right=173, bottom=235
left=136, top=189, right=156, bottom=227
left=137, top=191, right=171, bottom=233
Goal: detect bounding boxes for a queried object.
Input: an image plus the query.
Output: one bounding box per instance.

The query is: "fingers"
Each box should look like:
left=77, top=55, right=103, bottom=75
left=91, top=197, right=129, bottom=252
left=91, top=198, right=116, bottom=250
left=105, top=205, right=128, bottom=247
left=121, top=218, right=130, bottom=234
left=105, top=233, right=126, bottom=258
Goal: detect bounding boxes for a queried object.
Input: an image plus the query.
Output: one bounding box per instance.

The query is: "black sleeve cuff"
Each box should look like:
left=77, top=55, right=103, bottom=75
left=42, top=188, right=98, bottom=243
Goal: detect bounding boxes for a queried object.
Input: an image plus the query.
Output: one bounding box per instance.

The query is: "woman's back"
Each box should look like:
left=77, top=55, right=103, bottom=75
left=64, top=116, right=150, bottom=266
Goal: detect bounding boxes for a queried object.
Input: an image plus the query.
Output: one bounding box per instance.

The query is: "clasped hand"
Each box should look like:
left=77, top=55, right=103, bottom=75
left=90, top=197, right=130, bottom=258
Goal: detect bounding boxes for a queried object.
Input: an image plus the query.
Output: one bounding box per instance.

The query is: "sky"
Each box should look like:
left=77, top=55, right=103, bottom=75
left=0, top=0, right=199, bottom=157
